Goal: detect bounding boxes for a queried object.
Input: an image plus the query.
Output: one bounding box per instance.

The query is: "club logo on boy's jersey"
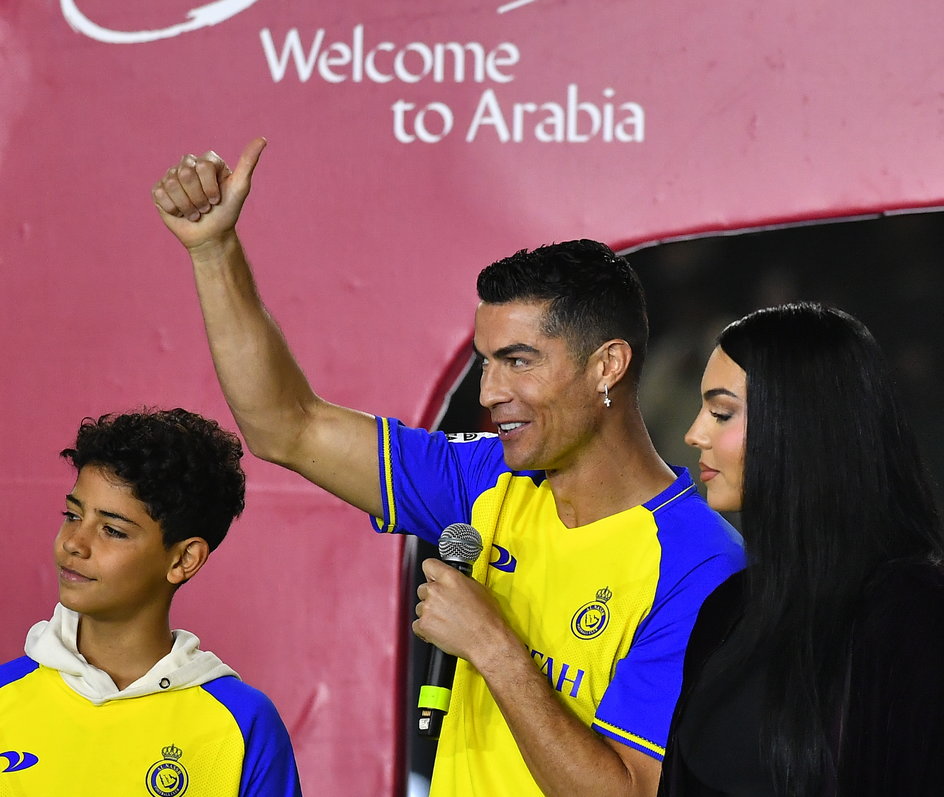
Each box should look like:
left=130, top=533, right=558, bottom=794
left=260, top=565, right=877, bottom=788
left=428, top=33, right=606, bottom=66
left=0, top=751, right=39, bottom=773
left=146, top=743, right=189, bottom=797
left=570, top=586, right=612, bottom=639
left=489, top=544, right=518, bottom=572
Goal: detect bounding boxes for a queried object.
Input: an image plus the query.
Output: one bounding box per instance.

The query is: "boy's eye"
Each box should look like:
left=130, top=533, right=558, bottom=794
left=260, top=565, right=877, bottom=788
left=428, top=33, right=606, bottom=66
left=62, top=511, right=79, bottom=522
left=104, top=526, right=128, bottom=539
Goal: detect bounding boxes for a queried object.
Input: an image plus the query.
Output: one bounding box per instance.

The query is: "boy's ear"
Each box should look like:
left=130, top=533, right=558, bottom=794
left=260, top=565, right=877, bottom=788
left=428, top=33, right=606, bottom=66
left=167, top=538, right=210, bottom=586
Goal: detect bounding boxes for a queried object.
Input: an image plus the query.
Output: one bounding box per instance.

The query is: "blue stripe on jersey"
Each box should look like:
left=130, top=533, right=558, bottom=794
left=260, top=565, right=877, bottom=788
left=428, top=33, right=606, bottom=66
left=593, top=469, right=745, bottom=753
left=376, top=417, right=397, bottom=532
left=0, top=657, right=38, bottom=688
left=201, top=676, right=302, bottom=797
left=643, top=477, right=697, bottom=513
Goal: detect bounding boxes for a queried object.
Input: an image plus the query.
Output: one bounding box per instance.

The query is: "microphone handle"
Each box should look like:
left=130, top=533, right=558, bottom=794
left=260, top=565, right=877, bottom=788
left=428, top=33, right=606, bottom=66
left=417, top=558, right=473, bottom=738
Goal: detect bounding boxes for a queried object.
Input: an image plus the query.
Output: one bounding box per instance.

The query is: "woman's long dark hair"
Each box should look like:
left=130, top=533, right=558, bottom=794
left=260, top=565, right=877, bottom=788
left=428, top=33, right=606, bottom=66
left=718, top=302, right=944, bottom=795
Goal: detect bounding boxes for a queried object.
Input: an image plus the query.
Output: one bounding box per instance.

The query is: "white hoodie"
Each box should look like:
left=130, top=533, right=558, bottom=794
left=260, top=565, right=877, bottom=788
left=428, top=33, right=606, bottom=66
left=24, top=603, right=238, bottom=706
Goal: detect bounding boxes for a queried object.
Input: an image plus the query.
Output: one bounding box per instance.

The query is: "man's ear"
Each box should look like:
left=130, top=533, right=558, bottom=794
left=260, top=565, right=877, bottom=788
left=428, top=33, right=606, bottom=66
left=167, top=538, right=210, bottom=586
left=594, top=338, right=633, bottom=392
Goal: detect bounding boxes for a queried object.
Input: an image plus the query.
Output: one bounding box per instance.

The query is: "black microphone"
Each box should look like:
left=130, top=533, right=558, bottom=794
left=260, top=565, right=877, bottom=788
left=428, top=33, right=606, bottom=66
left=417, top=522, right=483, bottom=738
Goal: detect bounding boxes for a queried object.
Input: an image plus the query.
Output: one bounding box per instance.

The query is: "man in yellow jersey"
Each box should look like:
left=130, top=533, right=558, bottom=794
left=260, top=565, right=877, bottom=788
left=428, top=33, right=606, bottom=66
left=152, top=139, right=744, bottom=797
left=0, top=409, right=301, bottom=796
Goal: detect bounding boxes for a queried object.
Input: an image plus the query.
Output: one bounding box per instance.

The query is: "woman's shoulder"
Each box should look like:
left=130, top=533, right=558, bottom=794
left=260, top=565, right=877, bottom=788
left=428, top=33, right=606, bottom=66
left=681, top=571, right=746, bottom=675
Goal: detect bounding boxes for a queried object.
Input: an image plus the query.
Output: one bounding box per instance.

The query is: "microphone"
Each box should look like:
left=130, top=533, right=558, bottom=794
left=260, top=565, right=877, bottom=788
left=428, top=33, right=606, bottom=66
left=417, top=522, right=483, bottom=738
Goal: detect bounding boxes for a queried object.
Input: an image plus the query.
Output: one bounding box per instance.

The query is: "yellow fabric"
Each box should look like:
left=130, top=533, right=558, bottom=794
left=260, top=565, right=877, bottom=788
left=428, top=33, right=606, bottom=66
left=430, top=473, right=662, bottom=797
left=0, top=666, right=245, bottom=796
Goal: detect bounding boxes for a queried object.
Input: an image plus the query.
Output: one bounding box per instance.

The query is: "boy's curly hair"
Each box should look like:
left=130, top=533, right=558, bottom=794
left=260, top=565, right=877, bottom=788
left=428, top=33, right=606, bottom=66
left=60, top=408, right=245, bottom=551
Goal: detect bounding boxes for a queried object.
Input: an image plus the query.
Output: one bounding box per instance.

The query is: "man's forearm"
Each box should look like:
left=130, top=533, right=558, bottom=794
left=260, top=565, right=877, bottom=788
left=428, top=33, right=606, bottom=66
left=473, top=634, right=661, bottom=797
left=185, top=230, right=384, bottom=515
left=188, top=231, right=320, bottom=465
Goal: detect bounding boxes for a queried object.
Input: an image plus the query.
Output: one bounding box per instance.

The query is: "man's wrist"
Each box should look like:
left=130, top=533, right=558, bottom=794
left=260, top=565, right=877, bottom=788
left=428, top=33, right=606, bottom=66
left=187, top=230, right=242, bottom=268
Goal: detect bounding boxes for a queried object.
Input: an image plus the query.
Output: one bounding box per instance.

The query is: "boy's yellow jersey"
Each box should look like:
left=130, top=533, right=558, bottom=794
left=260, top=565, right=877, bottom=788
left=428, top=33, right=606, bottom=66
left=0, top=660, right=300, bottom=796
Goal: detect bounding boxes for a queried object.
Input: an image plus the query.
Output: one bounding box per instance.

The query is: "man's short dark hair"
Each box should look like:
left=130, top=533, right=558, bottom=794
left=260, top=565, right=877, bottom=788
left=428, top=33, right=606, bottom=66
left=476, top=239, right=649, bottom=384
left=60, top=408, right=245, bottom=552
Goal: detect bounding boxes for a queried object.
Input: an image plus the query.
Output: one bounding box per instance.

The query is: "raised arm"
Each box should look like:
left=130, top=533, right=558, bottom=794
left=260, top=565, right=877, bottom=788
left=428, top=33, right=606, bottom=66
left=152, top=139, right=382, bottom=516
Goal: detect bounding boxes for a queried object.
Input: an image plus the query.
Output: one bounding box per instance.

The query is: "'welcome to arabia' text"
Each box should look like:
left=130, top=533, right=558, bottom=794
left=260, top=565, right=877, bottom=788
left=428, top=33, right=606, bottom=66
left=260, top=25, right=645, bottom=144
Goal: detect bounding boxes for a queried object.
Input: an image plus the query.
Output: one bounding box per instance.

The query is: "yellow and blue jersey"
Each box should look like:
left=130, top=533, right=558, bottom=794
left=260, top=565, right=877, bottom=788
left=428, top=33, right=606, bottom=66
left=0, top=658, right=301, bottom=796
left=373, top=418, right=745, bottom=797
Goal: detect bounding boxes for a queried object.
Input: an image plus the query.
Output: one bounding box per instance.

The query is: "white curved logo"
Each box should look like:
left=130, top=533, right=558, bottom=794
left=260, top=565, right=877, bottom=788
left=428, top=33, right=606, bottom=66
left=497, top=0, right=538, bottom=12
left=60, top=0, right=262, bottom=44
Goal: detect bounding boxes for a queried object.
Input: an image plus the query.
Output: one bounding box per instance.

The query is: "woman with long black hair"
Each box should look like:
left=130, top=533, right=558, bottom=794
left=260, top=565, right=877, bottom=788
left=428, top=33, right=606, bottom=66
left=661, top=301, right=944, bottom=796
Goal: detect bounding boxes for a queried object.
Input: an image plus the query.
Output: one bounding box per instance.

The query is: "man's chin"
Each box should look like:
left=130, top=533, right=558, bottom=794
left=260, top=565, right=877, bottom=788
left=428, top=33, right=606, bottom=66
left=500, top=446, right=542, bottom=473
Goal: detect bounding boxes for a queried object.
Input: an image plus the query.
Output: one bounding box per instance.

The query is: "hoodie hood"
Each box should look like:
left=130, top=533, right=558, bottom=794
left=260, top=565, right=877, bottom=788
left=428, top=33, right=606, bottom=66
left=24, top=603, right=238, bottom=706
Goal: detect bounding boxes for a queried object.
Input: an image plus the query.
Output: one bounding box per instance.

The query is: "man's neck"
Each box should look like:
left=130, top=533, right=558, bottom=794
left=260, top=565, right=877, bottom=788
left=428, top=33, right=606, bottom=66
left=546, top=423, right=676, bottom=528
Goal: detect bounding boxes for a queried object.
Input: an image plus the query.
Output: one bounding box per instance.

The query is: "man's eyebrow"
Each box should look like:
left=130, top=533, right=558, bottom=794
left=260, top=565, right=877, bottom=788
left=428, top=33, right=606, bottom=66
left=472, top=342, right=541, bottom=361
left=493, top=343, right=540, bottom=359
left=704, top=387, right=741, bottom=400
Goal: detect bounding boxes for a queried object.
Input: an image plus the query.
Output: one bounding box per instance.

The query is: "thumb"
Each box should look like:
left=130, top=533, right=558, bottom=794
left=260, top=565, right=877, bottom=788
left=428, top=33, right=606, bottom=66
left=421, top=557, right=444, bottom=581
left=229, top=136, right=267, bottom=194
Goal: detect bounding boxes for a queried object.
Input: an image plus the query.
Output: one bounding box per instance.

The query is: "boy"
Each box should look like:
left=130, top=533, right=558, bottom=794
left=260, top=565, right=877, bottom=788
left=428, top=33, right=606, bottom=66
left=0, top=408, right=302, bottom=796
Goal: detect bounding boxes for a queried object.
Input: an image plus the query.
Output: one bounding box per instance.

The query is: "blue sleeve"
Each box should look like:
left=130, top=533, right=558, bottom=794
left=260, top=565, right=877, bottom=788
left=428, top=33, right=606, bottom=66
left=0, top=657, right=38, bottom=688
left=371, top=417, right=518, bottom=543
left=593, top=499, right=745, bottom=760
left=201, top=676, right=302, bottom=797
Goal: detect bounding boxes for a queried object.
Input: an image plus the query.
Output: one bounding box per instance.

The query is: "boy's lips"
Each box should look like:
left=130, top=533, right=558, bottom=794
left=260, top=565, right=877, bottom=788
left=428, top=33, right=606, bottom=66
left=58, top=565, right=94, bottom=582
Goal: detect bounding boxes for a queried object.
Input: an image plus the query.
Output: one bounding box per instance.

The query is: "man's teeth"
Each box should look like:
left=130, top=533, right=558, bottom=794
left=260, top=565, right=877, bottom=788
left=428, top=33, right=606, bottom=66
left=499, top=422, right=524, bottom=432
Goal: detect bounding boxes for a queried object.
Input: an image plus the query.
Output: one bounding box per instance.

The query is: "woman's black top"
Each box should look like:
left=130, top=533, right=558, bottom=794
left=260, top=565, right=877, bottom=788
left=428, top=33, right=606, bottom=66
left=660, top=561, right=944, bottom=797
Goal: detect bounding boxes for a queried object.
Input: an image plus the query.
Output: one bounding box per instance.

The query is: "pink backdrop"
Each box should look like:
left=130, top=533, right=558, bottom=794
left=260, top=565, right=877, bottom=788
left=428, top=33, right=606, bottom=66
left=2, top=1, right=943, bottom=793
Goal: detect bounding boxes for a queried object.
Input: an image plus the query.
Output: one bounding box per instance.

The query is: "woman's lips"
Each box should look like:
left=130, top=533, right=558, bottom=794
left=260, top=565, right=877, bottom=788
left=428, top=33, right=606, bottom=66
left=698, top=464, right=719, bottom=483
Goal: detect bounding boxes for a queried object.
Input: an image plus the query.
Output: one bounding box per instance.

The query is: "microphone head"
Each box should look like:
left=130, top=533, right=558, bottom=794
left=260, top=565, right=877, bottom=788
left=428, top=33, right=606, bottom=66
left=438, top=523, right=483, bottom=566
